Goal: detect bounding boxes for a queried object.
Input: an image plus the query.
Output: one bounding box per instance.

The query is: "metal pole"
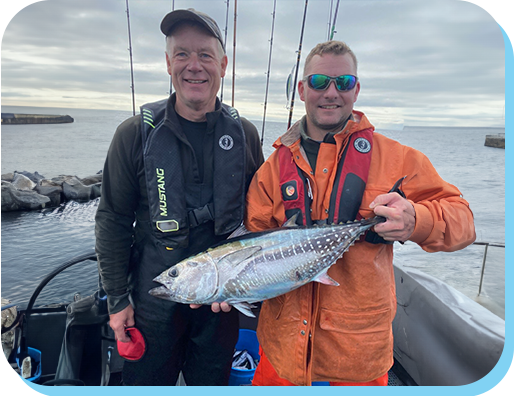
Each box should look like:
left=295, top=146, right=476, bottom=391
left=260, top=0, right=277, bottom=145
left=478, top=244, right=489, bottom=296
left=473, top=241, right=504, bottom=295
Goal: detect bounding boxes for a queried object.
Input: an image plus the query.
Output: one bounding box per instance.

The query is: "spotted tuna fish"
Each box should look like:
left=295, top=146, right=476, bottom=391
left=149, top=216, right=386, bottom=317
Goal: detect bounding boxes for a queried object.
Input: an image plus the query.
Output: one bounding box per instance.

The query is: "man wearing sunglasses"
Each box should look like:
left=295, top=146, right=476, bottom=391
left=243, top=40, right=475, bottom=385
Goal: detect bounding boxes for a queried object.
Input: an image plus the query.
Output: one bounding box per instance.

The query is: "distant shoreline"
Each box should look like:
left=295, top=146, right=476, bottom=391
left=402, top=125, right=505, bottom=130
left=0, top=105, right=506, bottom=129
left=1, top=113, right=74, bottom=125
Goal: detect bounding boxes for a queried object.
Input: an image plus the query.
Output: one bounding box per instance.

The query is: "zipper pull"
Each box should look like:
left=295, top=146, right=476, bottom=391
left=306, top=178, right=313, bottom=200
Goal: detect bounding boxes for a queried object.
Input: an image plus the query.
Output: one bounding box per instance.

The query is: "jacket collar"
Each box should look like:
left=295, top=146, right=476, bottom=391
left=274, top=110, right=371, bottom=150
left=164, top=93, right=222, bottom=131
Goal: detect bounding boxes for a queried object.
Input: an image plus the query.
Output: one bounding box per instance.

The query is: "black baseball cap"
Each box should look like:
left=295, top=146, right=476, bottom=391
left=160, top=8, right=225, bottom=53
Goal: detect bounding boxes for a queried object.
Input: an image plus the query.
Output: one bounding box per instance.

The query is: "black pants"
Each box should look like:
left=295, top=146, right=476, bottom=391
left=124, top=222, right=239, bottom=385
left=122, top=298, right=239, bottom=386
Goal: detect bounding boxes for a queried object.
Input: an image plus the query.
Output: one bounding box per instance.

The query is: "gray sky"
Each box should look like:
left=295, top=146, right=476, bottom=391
left=0, top=0, right=510, bottom=129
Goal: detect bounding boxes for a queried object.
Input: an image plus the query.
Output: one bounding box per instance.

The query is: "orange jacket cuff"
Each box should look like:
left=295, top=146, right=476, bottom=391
left=409, top=201, right=433, bottom=244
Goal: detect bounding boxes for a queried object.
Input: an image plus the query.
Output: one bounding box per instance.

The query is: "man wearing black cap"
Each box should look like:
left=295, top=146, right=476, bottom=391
left=95, top=8, right=263, bottom=386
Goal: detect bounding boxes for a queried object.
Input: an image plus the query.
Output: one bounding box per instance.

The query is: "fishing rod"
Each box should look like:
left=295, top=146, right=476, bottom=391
left=232, top=0, right=238, bottom=107
left=326, top=0, right=334, bottom=40
left=220, top=0, right=230, bottom=102
left=260, top=0, right=277, bottom=145
left=287, top=0, right=309, bottom=129
left=169, top=0, right=175, bottom=96
left=329, top=0, right=340, bottom=40
left=125, top=0, right=136, bottom=116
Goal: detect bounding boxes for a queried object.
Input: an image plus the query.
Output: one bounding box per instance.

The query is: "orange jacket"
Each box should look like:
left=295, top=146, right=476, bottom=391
left=244, top=112, right=476, bottom=385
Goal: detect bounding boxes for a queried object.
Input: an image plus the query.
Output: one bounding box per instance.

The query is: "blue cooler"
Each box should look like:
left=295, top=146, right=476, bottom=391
left=229, top=329, right=260, bottom=386
left=16, top=347, right=42, bottom=382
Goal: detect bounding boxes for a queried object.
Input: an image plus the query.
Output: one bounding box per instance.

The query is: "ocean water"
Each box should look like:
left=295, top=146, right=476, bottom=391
left=1, top=105, right=506, bottom=318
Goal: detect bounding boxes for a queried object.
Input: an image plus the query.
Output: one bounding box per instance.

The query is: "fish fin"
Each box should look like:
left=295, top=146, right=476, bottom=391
left=313, top=271, right=340, bottom=286
left=218, top=246, right=262, bottom=270
left=232, top=302, right=257, bottom=318
left=282, top=213, right=300, bottom=228
left=227, top=223, right=252, bottom=239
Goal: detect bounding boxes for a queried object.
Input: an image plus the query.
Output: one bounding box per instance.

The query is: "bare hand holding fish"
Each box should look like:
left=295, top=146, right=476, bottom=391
left=369, top=193, right=415, bottom=242
left=190, top=301, right=231, bottom=313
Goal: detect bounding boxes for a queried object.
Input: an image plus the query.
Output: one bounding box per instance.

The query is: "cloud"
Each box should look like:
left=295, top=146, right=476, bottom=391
left=1, top=0, right=506, bottom=127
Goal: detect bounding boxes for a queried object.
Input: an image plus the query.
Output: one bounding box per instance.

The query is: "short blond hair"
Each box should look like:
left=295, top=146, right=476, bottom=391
left=303, top=41, right=358, bottom=76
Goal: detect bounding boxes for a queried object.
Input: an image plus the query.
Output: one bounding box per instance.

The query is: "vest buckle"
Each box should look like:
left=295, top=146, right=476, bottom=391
left=188, top=204, right=215, bottom=228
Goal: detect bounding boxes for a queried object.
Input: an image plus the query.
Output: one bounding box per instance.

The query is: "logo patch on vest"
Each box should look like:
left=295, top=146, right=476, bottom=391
left=156, top=168, right=167, bottom=216
left=281, top=180, right=298, bottom=201
left=353, top=137, right=371, bottom=153
left=219, top=135, right=234, bottom=150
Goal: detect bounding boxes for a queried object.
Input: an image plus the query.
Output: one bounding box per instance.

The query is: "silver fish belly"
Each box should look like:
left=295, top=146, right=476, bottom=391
left=149, top=216, right=385, bottom=317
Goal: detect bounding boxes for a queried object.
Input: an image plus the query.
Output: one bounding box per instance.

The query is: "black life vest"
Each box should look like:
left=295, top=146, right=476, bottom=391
left=278, top=128, right=390, bottom=244
left=140, top=97, right=246, bottom=249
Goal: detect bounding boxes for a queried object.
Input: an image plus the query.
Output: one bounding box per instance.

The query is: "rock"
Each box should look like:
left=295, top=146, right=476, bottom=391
left=1, top=182, right=50, bottom=211
left=39, top=179, right=63, bottom=188
left=17, top=171, right=45, bottom=184
left=90, top=183, right=102, bottom=199
left=2, top=184, right=16, bottom=211
left=1, top=173, right=14, bottom=182
left=62, top=176, right=94, bottom=201
left=36, top=171, right=46, bottom=182
left=35, top=184, right=62, bottom=207
left=1, top=170, right=103, bottom=211
left=11, top=174, right=36, bottom=191
left=80, top=174, right=103, bottom=186
left=51, top=175, right=75, bottom=186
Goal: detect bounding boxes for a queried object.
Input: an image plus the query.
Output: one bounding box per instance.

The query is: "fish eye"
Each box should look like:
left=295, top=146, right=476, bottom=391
left=168, top=267, right=179, bottom=278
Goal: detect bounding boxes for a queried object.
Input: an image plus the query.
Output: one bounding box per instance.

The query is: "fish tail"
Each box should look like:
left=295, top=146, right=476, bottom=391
left=360, top=216, right=387, bottom=227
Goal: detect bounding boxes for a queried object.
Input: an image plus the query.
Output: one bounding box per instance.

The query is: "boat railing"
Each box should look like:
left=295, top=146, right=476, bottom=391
left=473, top=241, right=505, bottom=296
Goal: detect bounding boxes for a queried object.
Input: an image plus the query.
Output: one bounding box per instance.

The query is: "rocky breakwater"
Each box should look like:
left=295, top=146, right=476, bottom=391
left=484, top=133, right=505, bottom=149
left=1, top=113, right=74, bottom=125
left=1, top=171, right=102, bottom=212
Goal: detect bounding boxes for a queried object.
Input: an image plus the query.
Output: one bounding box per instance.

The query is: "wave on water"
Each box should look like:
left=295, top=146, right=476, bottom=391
left=38, top=199, right=100, bottom=223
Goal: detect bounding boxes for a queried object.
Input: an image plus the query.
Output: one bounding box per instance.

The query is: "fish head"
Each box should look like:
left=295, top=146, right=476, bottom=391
left=149, top=257, right=218, bottom=304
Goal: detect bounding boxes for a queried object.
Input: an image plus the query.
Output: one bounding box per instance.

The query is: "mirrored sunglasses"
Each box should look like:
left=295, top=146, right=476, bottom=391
left=306, top=74, right=358, bottom=91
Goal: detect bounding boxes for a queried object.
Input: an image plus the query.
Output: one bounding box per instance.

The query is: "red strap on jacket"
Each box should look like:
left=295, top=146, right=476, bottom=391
left=278, top=129, right=374, bottom=226
left=331, top=129, right=373, bottom=223
left=278, top=145, right=308, bottom=225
